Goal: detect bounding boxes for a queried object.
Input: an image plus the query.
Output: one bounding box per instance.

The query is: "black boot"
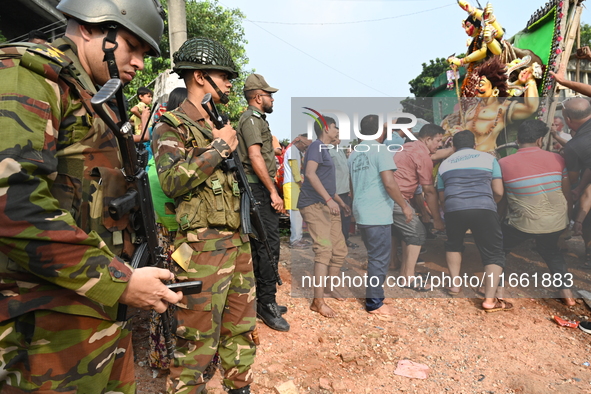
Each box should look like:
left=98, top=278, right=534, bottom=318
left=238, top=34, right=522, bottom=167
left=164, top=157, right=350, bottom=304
left=228, top=385, right=251, bottom=394
left=277, top=305, right=288, bottom=315
left=257, top=302, right=290, bottom=331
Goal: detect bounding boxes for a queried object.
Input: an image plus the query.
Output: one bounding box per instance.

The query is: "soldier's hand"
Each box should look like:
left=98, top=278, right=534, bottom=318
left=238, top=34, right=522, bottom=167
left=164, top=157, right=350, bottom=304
left=270, top=190, right=285, bottom=213
left=118, top=267, right=182, bottom=313
left=213, top=123, right=238, bottom=152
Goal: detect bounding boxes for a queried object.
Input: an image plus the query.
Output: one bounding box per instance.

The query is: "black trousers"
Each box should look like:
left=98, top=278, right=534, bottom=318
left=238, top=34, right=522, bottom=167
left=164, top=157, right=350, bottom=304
left=502, top=223, right=570, bottom=289
left=444, top=209, right=505, bottom=268
left=249, top=183, right=281, bottom=305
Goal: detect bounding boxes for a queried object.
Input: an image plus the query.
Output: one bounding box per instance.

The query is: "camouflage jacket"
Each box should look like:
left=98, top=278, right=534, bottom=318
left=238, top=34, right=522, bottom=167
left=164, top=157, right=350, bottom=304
left=0, top=38, right=134, bottom=322
left=152, top=99, right=247, bottom=250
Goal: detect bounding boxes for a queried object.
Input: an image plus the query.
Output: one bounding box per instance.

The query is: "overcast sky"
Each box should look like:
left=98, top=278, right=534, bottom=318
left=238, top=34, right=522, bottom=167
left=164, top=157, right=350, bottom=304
left=217, top=0, right=589, bottom=141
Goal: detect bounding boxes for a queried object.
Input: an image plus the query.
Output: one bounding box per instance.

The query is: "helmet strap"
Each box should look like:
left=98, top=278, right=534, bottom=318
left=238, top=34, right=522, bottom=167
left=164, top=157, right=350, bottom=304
left=101, top=24, right=120, bottom=80
left=203, top=72, right=229, bottom=104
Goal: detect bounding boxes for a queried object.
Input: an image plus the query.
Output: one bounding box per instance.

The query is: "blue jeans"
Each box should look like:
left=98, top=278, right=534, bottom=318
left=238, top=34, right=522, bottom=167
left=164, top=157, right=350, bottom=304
left=359, top=224, right=392, bottom=311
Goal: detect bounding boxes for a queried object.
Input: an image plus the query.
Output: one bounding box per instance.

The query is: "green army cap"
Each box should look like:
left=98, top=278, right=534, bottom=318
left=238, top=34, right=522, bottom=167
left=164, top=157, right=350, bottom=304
left=172, top=37, right=238, bottom=79
left=244, top=73, right=278, bottom=93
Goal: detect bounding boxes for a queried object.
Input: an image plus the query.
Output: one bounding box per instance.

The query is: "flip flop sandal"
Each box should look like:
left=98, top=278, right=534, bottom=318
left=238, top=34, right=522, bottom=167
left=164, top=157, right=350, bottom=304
left=483, top=298, right=513, bottom=313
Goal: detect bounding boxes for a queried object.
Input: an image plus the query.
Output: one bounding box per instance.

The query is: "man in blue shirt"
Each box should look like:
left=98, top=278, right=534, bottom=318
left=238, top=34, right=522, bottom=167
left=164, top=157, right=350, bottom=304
left=437, top=130, right=509, bottom=312
left=349, top=115, right=413, bottom=315
left=298, top=116, right=350, bottom=318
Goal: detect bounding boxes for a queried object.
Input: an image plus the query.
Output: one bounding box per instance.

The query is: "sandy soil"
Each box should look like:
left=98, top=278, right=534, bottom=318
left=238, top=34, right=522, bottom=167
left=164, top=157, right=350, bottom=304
left=132, top=232, right=591, bottom=394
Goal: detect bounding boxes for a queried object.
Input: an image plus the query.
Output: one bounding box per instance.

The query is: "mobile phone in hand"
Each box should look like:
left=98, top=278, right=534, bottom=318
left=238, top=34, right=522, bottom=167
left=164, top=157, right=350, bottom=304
left=166, top=281, right=202, bottom=295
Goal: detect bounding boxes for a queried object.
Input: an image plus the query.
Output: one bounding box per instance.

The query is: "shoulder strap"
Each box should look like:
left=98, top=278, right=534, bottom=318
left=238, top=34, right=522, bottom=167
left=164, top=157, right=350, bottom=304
left=162, top=109, right=214, bottom=140
left=160, top=111, right=184, bottom=128
left=15, top=43, right=75, bottom=83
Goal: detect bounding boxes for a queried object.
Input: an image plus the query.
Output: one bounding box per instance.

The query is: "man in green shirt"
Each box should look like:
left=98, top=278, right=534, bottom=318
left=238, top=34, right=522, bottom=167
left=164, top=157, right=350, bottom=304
left=237, top=73, right=289, bottom=332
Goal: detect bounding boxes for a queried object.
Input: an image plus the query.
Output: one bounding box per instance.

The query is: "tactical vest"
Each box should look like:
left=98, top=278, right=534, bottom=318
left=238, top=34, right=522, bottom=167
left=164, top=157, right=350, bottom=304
left=1, top=42, right=133, bottom=259
left=160, top=111, right=241, bottom=232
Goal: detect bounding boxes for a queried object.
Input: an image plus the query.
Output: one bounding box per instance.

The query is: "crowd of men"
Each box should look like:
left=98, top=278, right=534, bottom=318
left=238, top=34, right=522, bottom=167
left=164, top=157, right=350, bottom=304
left=0, top=0, right=590, bottom=392
left=290, top=110, right=584, bottom=316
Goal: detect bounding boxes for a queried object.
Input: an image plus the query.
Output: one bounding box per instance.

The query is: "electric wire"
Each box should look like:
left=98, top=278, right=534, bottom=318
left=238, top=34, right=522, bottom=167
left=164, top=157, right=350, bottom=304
left=219, top=1, right=454, bottom=97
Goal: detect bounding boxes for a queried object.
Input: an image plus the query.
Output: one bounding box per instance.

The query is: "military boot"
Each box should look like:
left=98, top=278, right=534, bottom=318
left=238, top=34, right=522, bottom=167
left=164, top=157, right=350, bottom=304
left=257, top=302, right=290, bottom=331
left=228, top=385, right=250, bottom=394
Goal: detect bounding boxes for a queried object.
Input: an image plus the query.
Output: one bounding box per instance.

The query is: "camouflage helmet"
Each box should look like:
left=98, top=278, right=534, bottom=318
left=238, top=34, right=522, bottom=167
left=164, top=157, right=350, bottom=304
left=56, top=0, right=165, bottom=57
left=172, top=38, right=238, bottom=79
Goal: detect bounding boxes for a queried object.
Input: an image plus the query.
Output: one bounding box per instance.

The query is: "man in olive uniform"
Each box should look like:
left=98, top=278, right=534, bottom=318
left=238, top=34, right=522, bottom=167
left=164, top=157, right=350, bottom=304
left=0, top=0, right=182, bottom=393
left=237, top=74, right=289, bottom=332
left=152, top=37, right=256, bottom=394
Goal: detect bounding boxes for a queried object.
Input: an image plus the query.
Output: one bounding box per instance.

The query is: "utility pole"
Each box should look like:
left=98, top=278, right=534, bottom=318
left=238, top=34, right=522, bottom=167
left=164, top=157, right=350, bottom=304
left=168, top=0, right=187, bottom=65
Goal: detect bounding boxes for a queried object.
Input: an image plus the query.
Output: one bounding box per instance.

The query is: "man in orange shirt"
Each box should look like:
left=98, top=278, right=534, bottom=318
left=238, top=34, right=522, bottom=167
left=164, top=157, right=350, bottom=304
left=392, top=124, right=445, bottom=291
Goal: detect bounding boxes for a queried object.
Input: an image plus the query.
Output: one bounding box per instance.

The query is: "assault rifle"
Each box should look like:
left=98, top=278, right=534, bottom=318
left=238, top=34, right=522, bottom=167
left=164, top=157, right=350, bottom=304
left=201, top=93, right=282, bottom=286
left=90, top=78, right=174, bottom=358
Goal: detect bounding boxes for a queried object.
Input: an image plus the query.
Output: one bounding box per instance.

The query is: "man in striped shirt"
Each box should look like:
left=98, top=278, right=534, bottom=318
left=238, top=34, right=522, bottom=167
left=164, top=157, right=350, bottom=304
left=499, top=119, right=576, bottom=305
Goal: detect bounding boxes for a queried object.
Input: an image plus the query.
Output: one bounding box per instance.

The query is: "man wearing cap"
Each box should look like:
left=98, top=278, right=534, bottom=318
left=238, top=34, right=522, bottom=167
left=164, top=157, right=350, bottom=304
left=153, top=38, right=256, bottom=394
left=0, top=0, right=182, bottom=392
left=237, top=74, right=289, bottom=332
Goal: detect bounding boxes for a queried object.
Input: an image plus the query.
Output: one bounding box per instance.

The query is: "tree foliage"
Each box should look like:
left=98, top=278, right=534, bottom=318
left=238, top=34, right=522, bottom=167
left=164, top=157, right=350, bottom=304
left=401, top=57, right=451, bottom=123
left=407, top=58, right=450, bottom=97
left=125, top=0, right=250, bottom=122
left=580, top=23, right=591, bottom=48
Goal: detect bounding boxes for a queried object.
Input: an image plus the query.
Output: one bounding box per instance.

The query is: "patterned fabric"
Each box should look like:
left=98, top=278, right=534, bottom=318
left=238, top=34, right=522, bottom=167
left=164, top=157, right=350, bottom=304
left=149, top=224, right=177, bottom=370
left=153, top=97, right=255, bottom=392
left=167, top=241, right=256, bottom=393
left=0, top=38, right=136, bottom=320
left=499, top=147, right=569, bottom=234
left=0, top=38, right=137, bottom=392
left=153, top=100, right=241, bottom=236
left=0, top=311, right=135, bottom=393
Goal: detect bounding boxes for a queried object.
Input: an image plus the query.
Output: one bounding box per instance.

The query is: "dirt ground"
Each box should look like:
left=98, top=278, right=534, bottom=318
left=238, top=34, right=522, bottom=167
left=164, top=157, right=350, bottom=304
left=132, top=231, right=591, bottom=394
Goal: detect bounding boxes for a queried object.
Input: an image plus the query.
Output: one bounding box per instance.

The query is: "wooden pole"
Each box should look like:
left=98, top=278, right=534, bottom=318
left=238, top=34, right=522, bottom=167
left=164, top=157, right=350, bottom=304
left=576, top=23, right=581, bottom=83
left=452, top=66, right=465, bottom=128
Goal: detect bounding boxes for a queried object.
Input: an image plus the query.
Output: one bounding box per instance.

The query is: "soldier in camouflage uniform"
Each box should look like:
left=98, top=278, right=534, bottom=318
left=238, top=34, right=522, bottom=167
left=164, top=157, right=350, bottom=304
left=152, top=38, right=256, bottom=394
left=0, top=0, right=182, bottom=392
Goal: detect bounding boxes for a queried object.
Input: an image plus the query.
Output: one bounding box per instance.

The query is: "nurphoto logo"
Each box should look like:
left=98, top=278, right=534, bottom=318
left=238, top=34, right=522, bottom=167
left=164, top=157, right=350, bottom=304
left=302, top=107, right=418, bottom=142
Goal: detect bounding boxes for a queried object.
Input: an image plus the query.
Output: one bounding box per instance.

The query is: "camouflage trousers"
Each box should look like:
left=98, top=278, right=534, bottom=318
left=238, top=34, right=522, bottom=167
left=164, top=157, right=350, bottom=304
left=167, top=241, right=256, bottom=394
left=0, top=310, right=135, bottom=393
